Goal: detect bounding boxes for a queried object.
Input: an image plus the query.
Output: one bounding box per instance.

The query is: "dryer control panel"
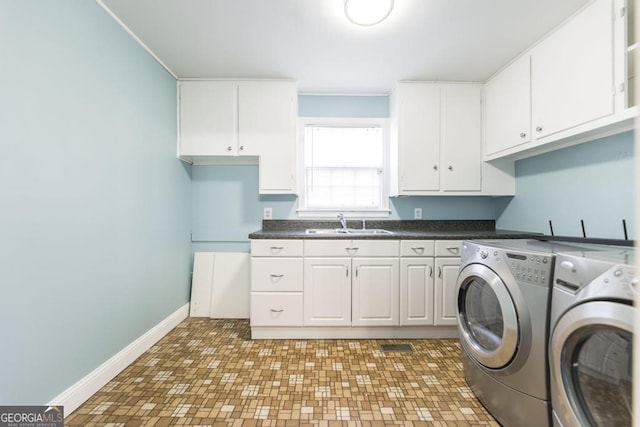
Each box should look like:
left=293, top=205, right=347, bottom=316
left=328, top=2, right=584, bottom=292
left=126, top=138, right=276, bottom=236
left=504, top=252, right=553, bottom=286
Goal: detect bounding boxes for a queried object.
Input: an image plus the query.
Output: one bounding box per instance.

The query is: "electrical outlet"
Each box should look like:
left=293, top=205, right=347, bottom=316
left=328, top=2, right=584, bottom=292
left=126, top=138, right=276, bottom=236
left=263, top=207, right=273, bottom=220
left=414, top=208, right=422, bottom=220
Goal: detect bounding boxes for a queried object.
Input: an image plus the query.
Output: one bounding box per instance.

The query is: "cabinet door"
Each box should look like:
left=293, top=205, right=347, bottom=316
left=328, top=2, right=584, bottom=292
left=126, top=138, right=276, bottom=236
left=485, top=55, right=532, bottom=155
left=352, top=258, right=399, bottom=326
left=441, top=84, right=482, bottom=191
left=531, top=0, right=614, bottom=139
left=400, top=257, right=434, bottom=325
left=396, top=83, right=441, bottom=192
left=434, top=257, right=461, bottom=326
left=303, top=258, right=351, bottom=326
left=238, top=81, right=297, bottom=193
left=178, top=81, right=236, bottom=156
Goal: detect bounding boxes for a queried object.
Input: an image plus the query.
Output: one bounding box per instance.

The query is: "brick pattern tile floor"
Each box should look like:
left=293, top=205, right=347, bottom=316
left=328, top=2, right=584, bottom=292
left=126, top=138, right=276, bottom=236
left=65, top=318, right=498, bottom=426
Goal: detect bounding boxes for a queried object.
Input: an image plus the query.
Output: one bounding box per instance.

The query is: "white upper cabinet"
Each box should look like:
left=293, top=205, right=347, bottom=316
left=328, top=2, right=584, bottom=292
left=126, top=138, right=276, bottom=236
left=178, top=80, right=297, bottom=194
left=485, top=55, right=532, bottom=156
left=440, top=84, right=482, bottom=191
left=392, top=82, right=492, bottom=195
left=179, top=81, right=236, bottom=157
left=530, top=0, right=614, bottom=139
left=394, top=83, right=441, bottom=192
left=484, top=0, right=634, bottom=161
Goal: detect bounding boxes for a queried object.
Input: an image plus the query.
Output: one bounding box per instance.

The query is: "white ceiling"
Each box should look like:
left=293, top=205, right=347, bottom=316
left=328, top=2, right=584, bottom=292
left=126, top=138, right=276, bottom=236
left=99, top=0, right=592, bottom=94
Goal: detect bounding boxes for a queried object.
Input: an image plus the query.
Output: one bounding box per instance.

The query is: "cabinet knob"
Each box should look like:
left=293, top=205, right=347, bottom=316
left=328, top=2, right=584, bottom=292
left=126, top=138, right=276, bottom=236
left=520, top=132, right=527, bottom=139
left=433, top=165, right=438, bottom=171
left=227, top=146, right=232, bottom=151
left=448, top=165, right=453, bottom=171
left=536, top=126, right=543, bottom=133
left=239, top=145, right=244, bottom=151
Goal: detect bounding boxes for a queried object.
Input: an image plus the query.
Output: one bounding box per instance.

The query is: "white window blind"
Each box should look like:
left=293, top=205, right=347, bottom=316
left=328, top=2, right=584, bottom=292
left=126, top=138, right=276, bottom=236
left=303, top=125, right=385, bottom=210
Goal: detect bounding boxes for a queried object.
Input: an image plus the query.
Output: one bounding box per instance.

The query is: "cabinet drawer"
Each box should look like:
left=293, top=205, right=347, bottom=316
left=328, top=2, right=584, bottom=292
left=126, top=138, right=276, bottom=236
left=304, top=239, right=400, bottom=257
left=251, top=239, right=303, bottom=257
left=251, top=258, right=303, bottom=292
left=435, top=240, right=462, bottom=257
left=304, top=240, right=353, bottom=257
left=251, top=292, right=303, bottom=326
left=354, top=240, right=400, bottom=257
left=401, top=240, right=435, bottom=257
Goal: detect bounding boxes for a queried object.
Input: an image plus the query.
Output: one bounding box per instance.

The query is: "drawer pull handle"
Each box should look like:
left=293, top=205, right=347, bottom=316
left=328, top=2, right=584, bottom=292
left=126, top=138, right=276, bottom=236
left=269, top=246, right=284, bottom=253
left=412, top=246, right=425, bottom=254
left=446, top=246, right=459, bottom=254
left=269, top=274, right=284, bottom=278
left=270, top=309, right=284, bottom=313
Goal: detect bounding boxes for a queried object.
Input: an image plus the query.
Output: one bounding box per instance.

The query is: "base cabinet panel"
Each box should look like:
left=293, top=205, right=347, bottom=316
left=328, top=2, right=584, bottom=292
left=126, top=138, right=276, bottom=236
left=400, top=258, right=434, bottom=325
left=434, top=257, right=461, bottom=326
left=303, top=258, right=351, bottom=326
left=352, top=258, right=399, bottom=326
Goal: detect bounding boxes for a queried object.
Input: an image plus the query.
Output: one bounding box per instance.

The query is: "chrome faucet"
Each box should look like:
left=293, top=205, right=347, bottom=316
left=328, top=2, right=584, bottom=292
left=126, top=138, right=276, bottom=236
left=338, top=213, right=348, bottom=230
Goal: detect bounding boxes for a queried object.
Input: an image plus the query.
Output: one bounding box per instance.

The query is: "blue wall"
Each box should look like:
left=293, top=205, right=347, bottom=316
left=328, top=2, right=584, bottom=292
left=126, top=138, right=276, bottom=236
left=495, top=131, right=635, bottom=239
left=190, top=165, right=497, bottom=252
left=0, top=1, right=192, bottom=404
left=192, top=95, right=497, bottom=252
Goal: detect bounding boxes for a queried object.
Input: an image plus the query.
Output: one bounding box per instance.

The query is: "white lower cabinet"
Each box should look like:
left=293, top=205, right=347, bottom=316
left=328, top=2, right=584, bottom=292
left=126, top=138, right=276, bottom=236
left=250, top=238, right=459, bottom=339
left=351, top=258, right=399, bottom=326
left=434, top=241, right=462, bottom=326
left=399, top=240, right=435, bottom=326
left=303, top=257, right=351, bottom=326
left=303, top=240, right=400, bottom=327
left=250, top=240, right=303, bottom=327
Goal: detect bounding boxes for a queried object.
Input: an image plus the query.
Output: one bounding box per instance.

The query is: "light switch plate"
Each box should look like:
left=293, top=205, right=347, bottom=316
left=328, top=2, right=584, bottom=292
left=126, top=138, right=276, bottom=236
left=414, top=208, right=422, bottom=220
left=263, top=207, right=273, bottom=220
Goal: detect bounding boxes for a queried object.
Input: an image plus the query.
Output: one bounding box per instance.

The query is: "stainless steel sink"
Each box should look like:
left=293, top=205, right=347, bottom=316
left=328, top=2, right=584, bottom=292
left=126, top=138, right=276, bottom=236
left=347, top=229, right=394, bottom=235
left=305, top=228, right=349, bottom=235
left=305, top=228, right=394, bottom=235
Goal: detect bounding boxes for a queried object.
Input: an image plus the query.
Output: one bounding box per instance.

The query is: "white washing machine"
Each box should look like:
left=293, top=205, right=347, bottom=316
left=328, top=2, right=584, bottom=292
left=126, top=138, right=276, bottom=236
left=456, top=239, right=606, bottom=427
left=549, top=248, right=636, bottom=427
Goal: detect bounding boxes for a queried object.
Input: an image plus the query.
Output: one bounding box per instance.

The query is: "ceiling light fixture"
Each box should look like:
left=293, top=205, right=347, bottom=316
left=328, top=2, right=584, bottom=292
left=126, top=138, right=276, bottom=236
left=344, top=0, right=394, bottom=27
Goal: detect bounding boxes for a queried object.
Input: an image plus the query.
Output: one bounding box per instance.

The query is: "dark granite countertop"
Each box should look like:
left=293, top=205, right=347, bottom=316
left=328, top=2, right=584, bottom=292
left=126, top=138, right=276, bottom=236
left=248, top=220, right=536, bottom=240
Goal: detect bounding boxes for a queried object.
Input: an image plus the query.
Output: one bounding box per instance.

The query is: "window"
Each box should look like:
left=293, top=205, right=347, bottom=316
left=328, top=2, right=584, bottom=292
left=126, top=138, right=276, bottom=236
left=298, top=118, right=390, bottom=217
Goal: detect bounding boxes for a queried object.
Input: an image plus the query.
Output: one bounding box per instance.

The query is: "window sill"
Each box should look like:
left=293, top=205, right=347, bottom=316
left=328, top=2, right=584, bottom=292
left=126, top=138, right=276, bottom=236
left=297, top=209, right=391, bottom=219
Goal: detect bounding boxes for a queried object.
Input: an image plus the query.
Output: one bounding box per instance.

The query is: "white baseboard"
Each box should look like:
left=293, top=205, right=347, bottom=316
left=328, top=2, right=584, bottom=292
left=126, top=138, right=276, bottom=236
left=48, top=303, right=189, bottom=416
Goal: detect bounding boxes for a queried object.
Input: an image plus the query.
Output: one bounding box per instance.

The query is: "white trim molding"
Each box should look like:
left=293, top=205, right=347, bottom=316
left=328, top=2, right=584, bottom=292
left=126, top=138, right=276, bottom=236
left=48, top=303, right=189, bottom=416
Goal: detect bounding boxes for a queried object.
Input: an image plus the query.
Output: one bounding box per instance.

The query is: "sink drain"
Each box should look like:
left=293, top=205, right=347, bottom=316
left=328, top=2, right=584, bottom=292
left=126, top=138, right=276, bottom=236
left=379, top=343, right=414, bottom=353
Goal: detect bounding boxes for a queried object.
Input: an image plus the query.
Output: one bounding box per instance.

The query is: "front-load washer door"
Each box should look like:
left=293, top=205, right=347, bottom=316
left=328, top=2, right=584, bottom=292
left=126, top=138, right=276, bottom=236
left=456, top=264, right=519, bottom=369
left=550, top=301, right=634, bottom=427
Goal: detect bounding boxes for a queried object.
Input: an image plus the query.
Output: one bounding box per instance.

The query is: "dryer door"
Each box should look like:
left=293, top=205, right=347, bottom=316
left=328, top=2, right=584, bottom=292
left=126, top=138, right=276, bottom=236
left=550, top=301, right=634, bottom=427
left=456, top=264, right=519, bottom=369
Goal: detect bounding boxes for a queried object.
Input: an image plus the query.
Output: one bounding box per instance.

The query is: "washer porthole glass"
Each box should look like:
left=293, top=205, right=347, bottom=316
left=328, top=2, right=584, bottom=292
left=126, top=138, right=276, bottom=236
left=564, top=326, right=632, bottom=426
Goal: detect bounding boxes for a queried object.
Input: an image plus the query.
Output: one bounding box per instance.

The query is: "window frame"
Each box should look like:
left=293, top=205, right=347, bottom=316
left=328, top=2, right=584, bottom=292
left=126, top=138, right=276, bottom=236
left=296, top=117, right=391, bottom=218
